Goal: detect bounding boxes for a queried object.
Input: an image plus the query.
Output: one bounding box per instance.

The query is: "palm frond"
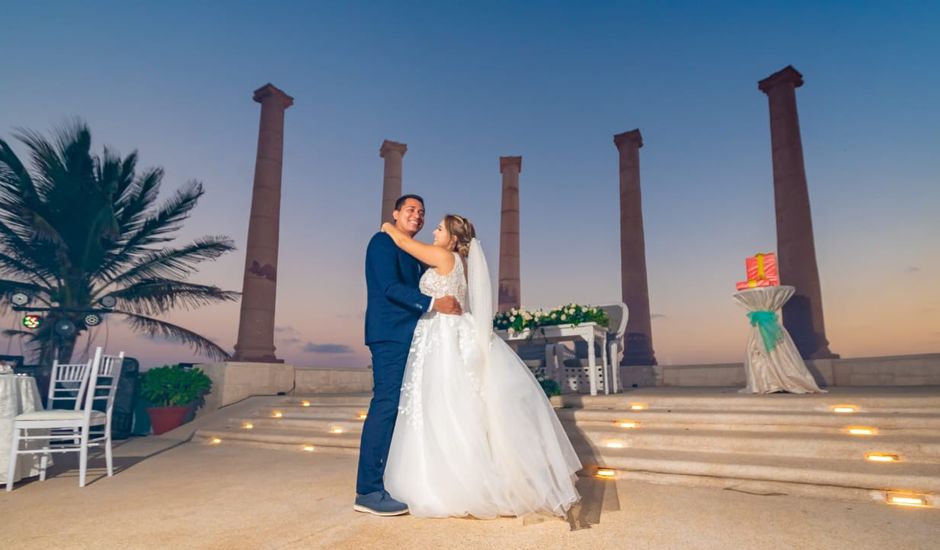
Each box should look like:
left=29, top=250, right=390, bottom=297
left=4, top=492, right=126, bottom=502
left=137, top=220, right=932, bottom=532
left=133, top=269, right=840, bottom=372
left=97, top=146, right=137, bottom=209
left=127, top=180, right=203, bottom=245
left=102, top=279, right=239, bottom=316
left=115, top=165, right=161, bottom=234
left=0, top=250, right=56, bottom=286
left=13, top=124, right=79, bottom=199
left=96, top=180, right=203, bottom=279
left=0, top=138, right=44, bottom=234
left=0, top=136, right=40, bottom=199
left=103, top=236, right=235, bottom=288
left=0, top=220, right=60, bottom=283
left=119, top=311, right=231, bottom=361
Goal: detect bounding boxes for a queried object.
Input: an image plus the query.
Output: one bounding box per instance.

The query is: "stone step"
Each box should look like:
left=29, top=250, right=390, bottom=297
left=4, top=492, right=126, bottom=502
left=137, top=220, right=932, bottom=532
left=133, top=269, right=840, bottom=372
left=557, top=408, right=940, bottom=434
left=566, top=424, right=940, bottom=463
left=194, top=427, right=361, bottom=455
left=254, top=405, right=369, bottom=421
left=554, top=388, right=940, bottom=412
left=579, top=446, right=940, bottom=495
left=280, top=394, right=372, bottom=407
left=226, top=416, right=365, bottom=435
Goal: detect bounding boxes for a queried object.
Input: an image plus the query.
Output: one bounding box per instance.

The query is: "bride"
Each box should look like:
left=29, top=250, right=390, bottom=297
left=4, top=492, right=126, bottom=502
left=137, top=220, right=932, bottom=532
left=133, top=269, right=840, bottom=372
left=380, top=214, right=581, bottom=518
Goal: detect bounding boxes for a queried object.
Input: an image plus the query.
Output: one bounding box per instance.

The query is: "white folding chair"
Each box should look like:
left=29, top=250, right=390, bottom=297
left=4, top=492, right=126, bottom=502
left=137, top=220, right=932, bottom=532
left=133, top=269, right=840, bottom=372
left=597, top=303, right=629, bottom=394
left=42, top=358, right=95, bottom=457
left=6, top=347, right=125, bottom=490
left=46, top=358, right=94, bottom=411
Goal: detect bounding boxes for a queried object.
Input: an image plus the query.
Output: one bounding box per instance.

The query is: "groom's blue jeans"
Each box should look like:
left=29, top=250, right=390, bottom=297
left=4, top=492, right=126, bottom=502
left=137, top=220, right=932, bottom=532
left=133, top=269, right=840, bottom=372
left=356, top=342, right=409, bottom=495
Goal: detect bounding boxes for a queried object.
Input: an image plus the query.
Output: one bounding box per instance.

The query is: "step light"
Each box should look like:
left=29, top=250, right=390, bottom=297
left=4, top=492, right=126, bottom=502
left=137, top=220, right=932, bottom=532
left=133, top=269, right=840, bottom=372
left=831, top=405, right=858, bottom=414
left=210, top=438, right=222, bottom=444
left=329, top=426, right=344, bottom=434
left=243, top=422, right=254, bottom=430
left=358, top=411, right=368, bottom=420
left=272, top=411, right=283, bottom=418
left=629, top=403, right=648, bottom=411
left=302, top=400, right=311, bottom=407
left=595, top=468, right=617, bottom=479
left=865, top=452, right=900, bottom=463
left=616, top=420, right=640, bottom=429
left=303, top=445, right=316, bottom=452
left=885, top=493, right=930, bottom=508
left=844, top=426, right=877, bottom=436
left=604, top=440, right=626, bottom=449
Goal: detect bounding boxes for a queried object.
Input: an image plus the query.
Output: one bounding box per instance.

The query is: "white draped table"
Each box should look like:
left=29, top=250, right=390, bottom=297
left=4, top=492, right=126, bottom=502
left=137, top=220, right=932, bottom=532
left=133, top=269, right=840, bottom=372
left=732, top=286, right=826, bottom=394
left=0, top=374, right=50, bottom=484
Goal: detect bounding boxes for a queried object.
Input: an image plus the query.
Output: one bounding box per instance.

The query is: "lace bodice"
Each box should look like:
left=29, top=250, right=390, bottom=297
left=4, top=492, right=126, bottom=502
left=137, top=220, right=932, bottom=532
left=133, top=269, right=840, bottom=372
left=419, top=253, right=467, bottom=310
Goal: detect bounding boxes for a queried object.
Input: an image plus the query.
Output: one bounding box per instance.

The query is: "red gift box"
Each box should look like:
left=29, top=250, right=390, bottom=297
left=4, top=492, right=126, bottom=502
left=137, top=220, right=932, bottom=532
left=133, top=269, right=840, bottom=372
left=745, top=252, right=779, bottom=285
left=735, top=252, right=780, bottom=291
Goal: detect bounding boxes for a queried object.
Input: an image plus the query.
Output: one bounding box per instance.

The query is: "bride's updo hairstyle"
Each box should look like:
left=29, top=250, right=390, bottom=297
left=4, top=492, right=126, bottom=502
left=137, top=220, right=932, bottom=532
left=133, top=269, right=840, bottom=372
left=444, top=214, right=476, bottom=258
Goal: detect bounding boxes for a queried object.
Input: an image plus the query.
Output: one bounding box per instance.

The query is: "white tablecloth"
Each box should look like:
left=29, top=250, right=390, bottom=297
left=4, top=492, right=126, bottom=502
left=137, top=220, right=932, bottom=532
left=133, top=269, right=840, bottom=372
left=732, top=286, right=826, bottom=394
left=0, top=374, right=50, bottom=484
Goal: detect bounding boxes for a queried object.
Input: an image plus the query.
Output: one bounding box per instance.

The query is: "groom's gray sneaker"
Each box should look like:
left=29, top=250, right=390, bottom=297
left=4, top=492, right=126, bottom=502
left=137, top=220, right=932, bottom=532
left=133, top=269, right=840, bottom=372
left=353, top=490, right=409, bottom=516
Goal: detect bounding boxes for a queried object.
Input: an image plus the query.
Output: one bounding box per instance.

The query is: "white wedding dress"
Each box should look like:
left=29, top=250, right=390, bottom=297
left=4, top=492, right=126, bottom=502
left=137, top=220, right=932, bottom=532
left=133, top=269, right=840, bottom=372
left=385, top=241, right=581, bottom=518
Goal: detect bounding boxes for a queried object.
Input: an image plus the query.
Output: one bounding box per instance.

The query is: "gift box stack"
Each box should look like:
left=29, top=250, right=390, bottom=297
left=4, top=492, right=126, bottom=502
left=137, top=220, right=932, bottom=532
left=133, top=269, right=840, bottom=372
left=736, top=252, right=780, bottom=290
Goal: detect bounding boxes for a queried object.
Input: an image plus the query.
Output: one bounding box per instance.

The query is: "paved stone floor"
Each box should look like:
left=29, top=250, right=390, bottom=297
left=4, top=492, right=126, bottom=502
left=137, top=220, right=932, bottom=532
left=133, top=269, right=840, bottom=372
left=3, top=435, right=938, bottom=550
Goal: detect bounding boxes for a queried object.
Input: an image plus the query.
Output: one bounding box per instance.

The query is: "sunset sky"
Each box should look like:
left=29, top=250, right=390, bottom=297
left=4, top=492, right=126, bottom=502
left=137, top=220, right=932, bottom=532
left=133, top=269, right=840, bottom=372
left=2, top=1, right=938, bottom=369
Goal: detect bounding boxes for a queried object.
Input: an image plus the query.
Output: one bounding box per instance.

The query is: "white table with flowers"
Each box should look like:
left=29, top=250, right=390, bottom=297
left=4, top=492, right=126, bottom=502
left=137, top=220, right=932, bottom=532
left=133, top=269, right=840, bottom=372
left=496, top=321, right=610, bottom=396
left=0, top=371, right=49, bottom=485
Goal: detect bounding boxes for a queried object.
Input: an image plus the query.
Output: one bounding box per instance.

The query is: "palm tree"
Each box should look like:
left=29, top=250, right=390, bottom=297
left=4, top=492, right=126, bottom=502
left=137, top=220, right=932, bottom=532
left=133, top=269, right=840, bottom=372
left=0, top=120, right=238, bottom=364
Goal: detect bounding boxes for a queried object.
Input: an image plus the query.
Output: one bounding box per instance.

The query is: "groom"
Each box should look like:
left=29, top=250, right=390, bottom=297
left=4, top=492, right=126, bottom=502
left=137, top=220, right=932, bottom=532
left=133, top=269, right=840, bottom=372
left=355, top=194, right=462, bottom=516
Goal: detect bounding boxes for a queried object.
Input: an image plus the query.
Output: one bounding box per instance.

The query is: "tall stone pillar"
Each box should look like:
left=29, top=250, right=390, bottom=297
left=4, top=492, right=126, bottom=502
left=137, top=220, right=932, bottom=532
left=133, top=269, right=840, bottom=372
left=233, top=83, right=293, bottom=362
left=614, top=129, right=656, bottom=366
left=759, top=66, right=837, bottom=359
left=379, top=140, right=407, bottom=223
left=497, top=156, right=522, bottom=313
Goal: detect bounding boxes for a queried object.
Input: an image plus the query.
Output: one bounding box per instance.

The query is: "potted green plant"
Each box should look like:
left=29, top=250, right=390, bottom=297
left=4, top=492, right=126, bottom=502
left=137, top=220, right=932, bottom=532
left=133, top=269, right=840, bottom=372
left=140, top=365, right=212, bottom=435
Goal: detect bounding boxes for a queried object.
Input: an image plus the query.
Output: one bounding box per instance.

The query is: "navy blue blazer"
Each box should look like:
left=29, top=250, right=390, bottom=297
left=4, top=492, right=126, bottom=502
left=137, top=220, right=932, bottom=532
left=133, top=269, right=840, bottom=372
left=364, top=232, right=432, bottom=345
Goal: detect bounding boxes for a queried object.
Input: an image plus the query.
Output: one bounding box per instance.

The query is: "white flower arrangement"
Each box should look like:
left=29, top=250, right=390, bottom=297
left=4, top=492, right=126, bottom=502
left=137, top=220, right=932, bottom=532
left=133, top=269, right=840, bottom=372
left=493, top=303, right=609, bottom=332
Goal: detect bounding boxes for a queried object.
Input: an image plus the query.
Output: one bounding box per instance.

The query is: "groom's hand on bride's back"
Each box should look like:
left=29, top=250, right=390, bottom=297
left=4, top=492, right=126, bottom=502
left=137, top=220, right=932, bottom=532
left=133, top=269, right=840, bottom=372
left=433, top=295, right=462, bottom=315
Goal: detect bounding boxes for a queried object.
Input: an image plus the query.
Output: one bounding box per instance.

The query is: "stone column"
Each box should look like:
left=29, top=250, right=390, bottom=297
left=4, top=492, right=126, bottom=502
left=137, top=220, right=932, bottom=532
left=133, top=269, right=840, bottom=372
left=379, top=140, right=407, bottom=223
left=759, top=66, right=837, bottom=359
left=497, top=156, right=522, bottom=313
left=233, top=83, right=293, bottom=362
left=614, top=129, right=657, bottom=366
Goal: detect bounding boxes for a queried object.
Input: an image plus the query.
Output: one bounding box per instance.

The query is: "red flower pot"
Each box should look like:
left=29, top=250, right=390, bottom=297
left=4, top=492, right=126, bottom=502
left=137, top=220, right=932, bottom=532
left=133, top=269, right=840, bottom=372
left=147, top=405, right=192, bottom=435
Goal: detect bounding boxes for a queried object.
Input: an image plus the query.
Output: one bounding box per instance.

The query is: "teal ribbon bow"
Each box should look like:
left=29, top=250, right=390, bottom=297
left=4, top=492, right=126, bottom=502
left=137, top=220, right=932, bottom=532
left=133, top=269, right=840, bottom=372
left=747, top=310, right=783, bottom=352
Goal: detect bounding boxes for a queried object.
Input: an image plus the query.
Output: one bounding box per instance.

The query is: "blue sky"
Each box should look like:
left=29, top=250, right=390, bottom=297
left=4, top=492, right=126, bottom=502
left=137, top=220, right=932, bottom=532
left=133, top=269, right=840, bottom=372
left=1, top=1, right=938, bottom=367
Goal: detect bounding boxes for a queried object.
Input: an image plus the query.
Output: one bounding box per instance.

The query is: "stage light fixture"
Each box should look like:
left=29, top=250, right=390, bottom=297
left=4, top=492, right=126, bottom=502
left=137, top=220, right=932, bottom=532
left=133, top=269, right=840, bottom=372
left=21, top=314, right=41, bottom=329
left=54, top=319, right=76, bottom=337
left=11, top=292, right=30, bottom=306
left=84, top=313, right=102, bottom=327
